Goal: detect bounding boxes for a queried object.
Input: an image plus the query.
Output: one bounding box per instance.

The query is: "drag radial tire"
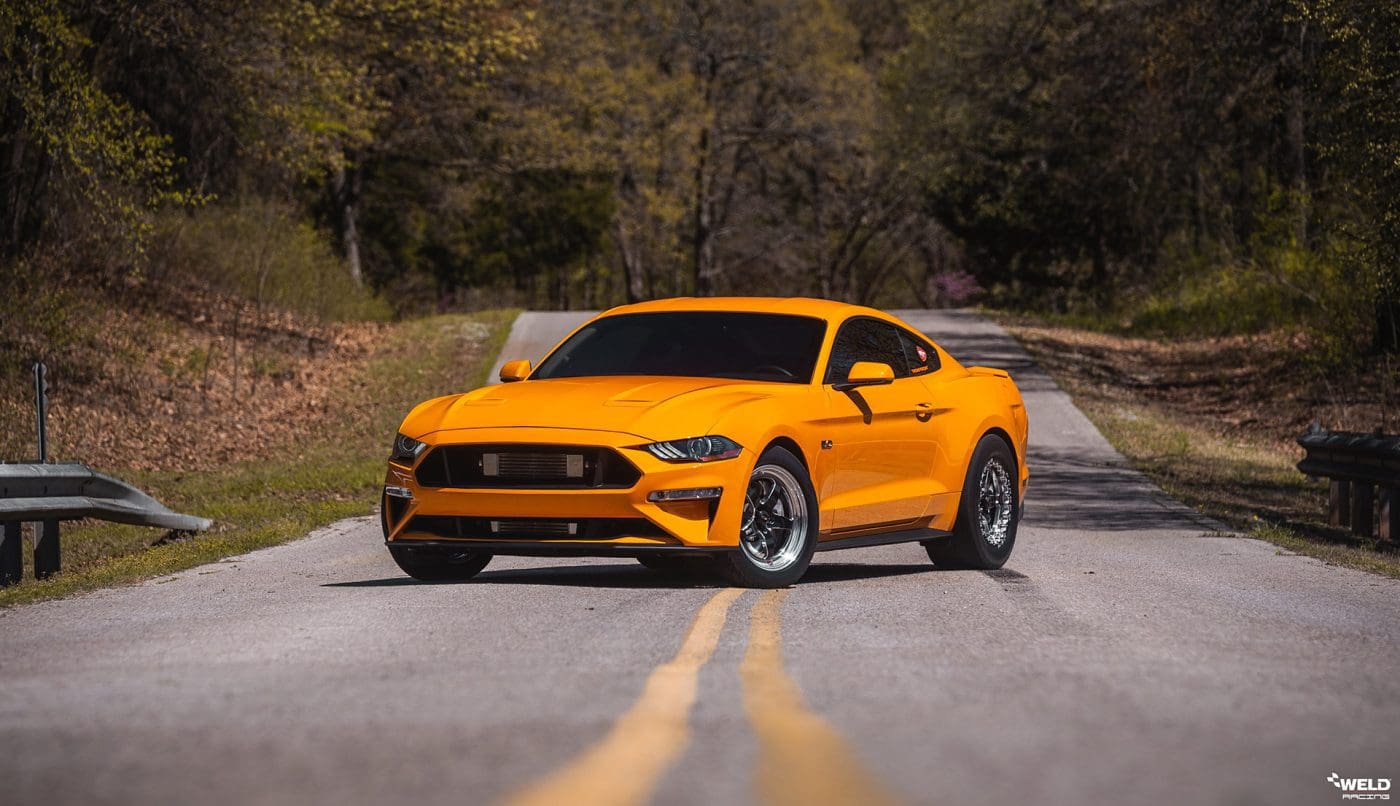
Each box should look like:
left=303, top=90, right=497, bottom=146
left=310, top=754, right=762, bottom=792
left=389, top=546, right=492, bottom=582
left=718, top=446, right=818, bottom=588
left=926, top=434, right=1019, bottom=570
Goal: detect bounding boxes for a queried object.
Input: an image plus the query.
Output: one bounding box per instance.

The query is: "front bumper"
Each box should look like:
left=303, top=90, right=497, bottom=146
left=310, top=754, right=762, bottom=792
left=381, top=427, right=752, bottom=553
left=384, top=540, right=734, bottom=559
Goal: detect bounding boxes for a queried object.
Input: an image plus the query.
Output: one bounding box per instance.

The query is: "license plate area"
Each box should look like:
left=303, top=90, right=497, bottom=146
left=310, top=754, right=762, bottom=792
left=482, top=452, right=585, bottom=479
left=490, top=519, right=580, bottom=537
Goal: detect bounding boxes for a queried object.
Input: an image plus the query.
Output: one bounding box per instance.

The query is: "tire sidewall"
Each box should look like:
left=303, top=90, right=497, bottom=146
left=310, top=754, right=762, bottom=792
left=390, top=546, right=492, bottom=581
left=726, top=446, right=818, bottom=587
left=958, top=436, right=1019, bottom=568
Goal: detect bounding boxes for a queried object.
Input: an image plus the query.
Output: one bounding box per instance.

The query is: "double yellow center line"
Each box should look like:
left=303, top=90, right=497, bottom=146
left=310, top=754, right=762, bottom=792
left=503, top=588, right=899, bottom=806
left=505, top=588, right=741, bottom=806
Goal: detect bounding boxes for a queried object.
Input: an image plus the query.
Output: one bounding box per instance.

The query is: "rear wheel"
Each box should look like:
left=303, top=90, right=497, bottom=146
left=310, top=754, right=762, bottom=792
left=389, top=545, right=492, bottom=582
left=925, top=435, right=1018, bottom=570
left=717, top=446, right=817, bottom=588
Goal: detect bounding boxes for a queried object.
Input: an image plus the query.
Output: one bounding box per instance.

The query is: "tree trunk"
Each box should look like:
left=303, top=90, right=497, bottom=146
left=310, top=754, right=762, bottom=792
left=1091, top=227, right=1109, bottom=308
left=692, top=124, right=715, bottom=296
left=613, top=221, right=643, bottom=303
left=691, top=63, right=719, bottom=297
left=332, top=163, right=364, bottom=286
left=1288, top=21, right=1311, bottom=247
left=3, top=124, right=28, bottom=256
left=583, top=249, right=596, bottom=309
left=1378, top=299, right=1400, bottom=354
left=810, top=167, right=834, bottom=299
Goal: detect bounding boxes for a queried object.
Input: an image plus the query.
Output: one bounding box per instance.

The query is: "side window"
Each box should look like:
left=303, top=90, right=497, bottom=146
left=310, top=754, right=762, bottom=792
left=899, top=330, right=941, bottom=376
left=824, top=319, right=910, bottom=384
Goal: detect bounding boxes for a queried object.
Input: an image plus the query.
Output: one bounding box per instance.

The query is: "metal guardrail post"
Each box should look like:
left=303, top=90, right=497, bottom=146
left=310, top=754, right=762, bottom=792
left=1355, top=484, right=1377, bottom=534
left=1, top=522, right=21, bottom=585
left=1351, top=483, right=1375, bottom=536
left=34, top=519, right=60, bottom=579
left=1382, top=490, right=1398, bottom=543
left=34, top=362, right=48, bottom=463
left=30, top=362, right=57, bottom=579
left=1298, top=426, right=1400, bottom=544
left=1329, top=480, right=1351, bottom=528
left=0, top=367, right=211, bottom=586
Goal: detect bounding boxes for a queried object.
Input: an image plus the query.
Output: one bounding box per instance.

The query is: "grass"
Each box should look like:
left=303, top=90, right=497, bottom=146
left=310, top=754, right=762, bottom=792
left=0, top=310, right=517, bottom=608
left=1004, top=325, right=1400, bottom=579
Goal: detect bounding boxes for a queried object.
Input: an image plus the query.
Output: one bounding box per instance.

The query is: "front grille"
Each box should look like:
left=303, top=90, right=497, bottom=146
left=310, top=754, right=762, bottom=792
left=402, top=516, right=667, bottom=541
left=493, top=519, right=577, bottom=537
left=492, top=452, right=577, bottom=478
left=415, top=444, right=640, bottom=489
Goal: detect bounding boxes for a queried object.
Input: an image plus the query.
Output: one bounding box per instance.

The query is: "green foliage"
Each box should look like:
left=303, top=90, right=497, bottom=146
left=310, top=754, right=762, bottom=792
left=3, top=0, right=1395, bottom=357
left=1295, top=0, right=1400, bottom=350
left=0, top=256, right=98, bottom=392
left=1124, top=260, right=1333, bottom=339
left=888, top=0, right=1399, bottom=351
left=458, top=171, right=615, bottom=294
left=151, top=201, right=391, bottom=322
left=0, top=0, right=197, bottom=258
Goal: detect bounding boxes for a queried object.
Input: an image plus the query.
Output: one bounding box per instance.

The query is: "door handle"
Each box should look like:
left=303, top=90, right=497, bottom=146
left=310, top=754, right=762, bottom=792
left=915, top=402, right=934, bottom=422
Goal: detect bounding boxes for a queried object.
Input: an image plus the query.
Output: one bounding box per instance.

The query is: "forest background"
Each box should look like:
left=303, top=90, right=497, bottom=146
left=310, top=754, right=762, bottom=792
left=2, top=0, right=1395, bottom=355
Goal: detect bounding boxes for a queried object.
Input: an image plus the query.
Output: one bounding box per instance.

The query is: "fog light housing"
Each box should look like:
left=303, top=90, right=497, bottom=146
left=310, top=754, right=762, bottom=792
left=648, top=486, right=722, bottom=502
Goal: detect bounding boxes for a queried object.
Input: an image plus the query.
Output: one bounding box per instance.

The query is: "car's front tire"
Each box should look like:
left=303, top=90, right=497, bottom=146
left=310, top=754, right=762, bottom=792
left=717, top=446, right=818, bottom=588
left=925, top=434, right=1019, bottom=570
left=389, top=545, right=493, bottom=582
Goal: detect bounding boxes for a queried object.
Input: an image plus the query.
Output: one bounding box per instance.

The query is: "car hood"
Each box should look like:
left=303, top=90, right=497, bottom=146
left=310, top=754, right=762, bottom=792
left=402, top=376, right=788, bottom=443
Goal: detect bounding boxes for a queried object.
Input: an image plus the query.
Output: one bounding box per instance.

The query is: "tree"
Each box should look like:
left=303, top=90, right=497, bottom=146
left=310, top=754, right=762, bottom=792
left=1299, top=0, right=1400, bottom=350
left=0, top=0, right=193, bottom=260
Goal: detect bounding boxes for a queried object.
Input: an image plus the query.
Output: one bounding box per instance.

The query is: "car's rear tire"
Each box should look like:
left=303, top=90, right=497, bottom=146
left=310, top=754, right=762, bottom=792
left=925, top=434, right=1019, bottom=570
left=717, top=446, right=818, bottom=588
left=389, top=545, right=492, bottom=581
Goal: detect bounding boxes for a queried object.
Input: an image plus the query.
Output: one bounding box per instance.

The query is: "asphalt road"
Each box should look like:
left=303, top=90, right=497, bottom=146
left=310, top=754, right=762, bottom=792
left=2, top=309, right=1397, bottom=806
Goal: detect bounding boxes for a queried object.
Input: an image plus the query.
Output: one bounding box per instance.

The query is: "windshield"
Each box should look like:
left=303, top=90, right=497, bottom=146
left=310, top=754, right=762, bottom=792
left=531, top=312, right=827, bottom=384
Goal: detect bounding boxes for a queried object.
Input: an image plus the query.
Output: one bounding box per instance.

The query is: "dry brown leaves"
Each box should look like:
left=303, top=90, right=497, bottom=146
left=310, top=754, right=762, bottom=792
left=1, top=281, right=394, bottom=473
left=1006, top=322, right=1400, bottom=449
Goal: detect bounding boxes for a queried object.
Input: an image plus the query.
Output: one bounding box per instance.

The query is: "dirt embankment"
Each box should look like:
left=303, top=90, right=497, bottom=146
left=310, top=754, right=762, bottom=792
left=1005, top=322, right=1399, bottom=448
left=1, top=281, right=394, bottom=473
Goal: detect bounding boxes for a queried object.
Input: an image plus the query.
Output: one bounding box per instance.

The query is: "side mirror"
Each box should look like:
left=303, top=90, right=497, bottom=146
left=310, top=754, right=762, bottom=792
left=499, top=359, right=532, bottom=383
left=834, top=361, right=895, bottom=391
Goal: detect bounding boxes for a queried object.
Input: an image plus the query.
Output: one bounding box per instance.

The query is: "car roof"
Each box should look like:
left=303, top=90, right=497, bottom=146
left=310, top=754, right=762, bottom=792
left=600, top=296, right=890, bottom=324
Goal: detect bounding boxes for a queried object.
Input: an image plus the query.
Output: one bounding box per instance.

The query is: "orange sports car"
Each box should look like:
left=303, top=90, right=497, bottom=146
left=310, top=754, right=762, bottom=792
left=381, top=298, right=1027, bottom=587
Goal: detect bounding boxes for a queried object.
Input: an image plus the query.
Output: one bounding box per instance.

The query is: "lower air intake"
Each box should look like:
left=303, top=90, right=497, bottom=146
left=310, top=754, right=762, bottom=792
left=402, top=516, right=667, bottom=541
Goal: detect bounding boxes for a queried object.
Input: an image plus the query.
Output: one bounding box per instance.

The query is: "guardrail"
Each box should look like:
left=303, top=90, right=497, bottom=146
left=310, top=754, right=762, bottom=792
left=1296, top=425, right=1400, bottom=543
left=1, top=362, right=211, bottom=586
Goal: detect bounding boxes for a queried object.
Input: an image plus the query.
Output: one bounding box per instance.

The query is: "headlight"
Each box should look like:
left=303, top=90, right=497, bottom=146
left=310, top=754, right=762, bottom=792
left=390, top=433, right=428, bottom=464
left=644, top=435, right=742, bottom=463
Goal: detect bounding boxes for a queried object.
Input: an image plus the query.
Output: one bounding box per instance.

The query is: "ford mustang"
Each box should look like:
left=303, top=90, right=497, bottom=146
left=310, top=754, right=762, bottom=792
left=381, top=298, right=1027, bottom=587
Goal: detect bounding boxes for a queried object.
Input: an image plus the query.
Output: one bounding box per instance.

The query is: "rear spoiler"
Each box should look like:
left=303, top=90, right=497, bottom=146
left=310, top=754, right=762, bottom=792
left=967, top=366, right=1011, bottom=379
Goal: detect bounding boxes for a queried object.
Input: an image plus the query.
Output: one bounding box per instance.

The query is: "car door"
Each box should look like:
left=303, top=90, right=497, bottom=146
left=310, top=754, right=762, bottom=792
left=896, top=326, right=962, bottom=523
left=819, top=317, right=940, bottom=533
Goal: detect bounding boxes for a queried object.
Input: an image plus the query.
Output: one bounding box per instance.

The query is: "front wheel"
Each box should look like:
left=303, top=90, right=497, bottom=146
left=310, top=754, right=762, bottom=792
left=389, top=545, right=492, bottom=581
left=717, top=446, right=818, bottom=588
left=925, top=435, right=1019, bottom=570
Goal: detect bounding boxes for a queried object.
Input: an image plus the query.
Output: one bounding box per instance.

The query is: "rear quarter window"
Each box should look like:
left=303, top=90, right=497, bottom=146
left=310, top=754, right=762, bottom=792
left=899, top=330, right=941, bottom=375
